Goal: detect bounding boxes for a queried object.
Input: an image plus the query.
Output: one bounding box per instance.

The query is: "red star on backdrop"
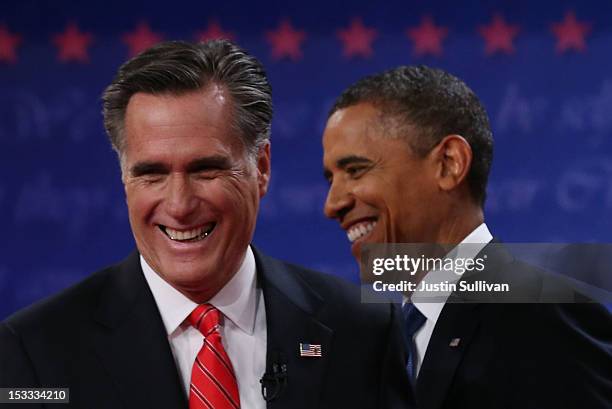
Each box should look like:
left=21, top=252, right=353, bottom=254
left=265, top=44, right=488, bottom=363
left=122, top=22, right=164, bottom=57
left=337, top=17, right=378, bottom=59
left=406, top=16, right=449, bottom=57
left=551, top=11, right=591, bottom=53
left=265, top=19, right=306, bottom=61
left=0, top=24, right=22, bottom=63
left=478, top=13, right=520, bottom=55
left=52, top=22, right=93, bottom=63
left=195, top=19, right=236, bottom=42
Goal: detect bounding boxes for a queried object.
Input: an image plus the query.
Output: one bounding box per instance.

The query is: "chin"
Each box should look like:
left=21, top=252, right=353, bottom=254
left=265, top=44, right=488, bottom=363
left=158, top=261, right=210, bottom=284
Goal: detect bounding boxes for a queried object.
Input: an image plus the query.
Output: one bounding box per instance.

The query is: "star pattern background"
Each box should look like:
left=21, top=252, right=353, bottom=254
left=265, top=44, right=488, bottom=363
left=122, top=22, right=164, bottom=57
left=0, top=24, right=22, bottom=63
left=478, top=14, right=521, bottom=55
left=266, top=19, right=307, bottom=61
left=337, top=18, right=378, bottom=59
left=0, top=9, right=598, bottom=64
left=52, top=22, right=93, bottom=63
left=1, top=0, right=612, bottom=318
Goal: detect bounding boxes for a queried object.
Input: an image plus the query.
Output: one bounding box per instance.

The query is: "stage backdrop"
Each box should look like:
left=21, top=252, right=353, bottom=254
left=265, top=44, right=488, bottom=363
left=2, top=0, right=611, bottom=318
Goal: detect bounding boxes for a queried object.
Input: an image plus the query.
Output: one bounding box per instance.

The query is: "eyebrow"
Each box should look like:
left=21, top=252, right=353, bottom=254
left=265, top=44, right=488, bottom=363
left=185, top=155, right=231, bottom=172
left=130, top=162, right=167, bottom=177
left=130, top=155, right=231, bottom=177
left=323, top=155, right=372, bottom=179
left=337, top=155, right=372, bottom=168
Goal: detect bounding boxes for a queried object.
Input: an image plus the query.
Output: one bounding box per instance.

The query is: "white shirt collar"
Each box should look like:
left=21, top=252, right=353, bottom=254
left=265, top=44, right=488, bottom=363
left=411, top=223, right=493, bottom=322
left=141, top=246, right=258, bottom=336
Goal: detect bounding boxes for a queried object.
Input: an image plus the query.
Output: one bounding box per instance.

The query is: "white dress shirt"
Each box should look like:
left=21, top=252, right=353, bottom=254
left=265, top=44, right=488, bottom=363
left=141, top=246, right=267, bottom=409
left=408, top=223, right=493, bottom=377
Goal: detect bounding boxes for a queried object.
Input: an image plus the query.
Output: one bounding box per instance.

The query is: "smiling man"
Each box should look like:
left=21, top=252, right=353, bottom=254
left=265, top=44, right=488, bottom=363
left=121, top=85, right=261, bottom=304
left=323, top=66, right=612, bottom=409
left=0, top=41, right=412, bottom=409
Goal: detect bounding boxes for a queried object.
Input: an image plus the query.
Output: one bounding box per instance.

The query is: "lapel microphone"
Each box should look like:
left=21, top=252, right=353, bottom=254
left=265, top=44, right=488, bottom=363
left=260, top=351, right=288, bottom=402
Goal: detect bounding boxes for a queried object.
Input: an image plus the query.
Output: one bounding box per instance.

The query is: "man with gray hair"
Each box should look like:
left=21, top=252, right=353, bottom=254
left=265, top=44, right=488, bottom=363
left=0, top=40, right=412, bottom=408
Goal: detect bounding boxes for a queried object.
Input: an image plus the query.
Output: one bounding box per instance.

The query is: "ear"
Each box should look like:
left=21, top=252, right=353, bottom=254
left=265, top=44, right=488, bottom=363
left=432, top=134, right=472, bottom=192
left=256, top=142, right=271, bottom=197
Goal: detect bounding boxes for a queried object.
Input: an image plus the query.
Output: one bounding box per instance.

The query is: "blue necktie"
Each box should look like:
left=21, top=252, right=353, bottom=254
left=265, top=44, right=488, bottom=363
left=402, top=303, right=427, bottom=382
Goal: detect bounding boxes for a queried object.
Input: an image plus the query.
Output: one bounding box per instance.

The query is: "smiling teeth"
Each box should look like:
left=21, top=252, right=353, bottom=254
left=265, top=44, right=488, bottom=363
left=165, top=225, right=213, bottom=242
left=347, top=221, right=377, bottom=243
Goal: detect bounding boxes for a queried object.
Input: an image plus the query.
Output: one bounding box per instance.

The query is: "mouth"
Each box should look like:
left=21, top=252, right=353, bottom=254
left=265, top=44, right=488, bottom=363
left=158, top=223, right=216, bottom=243
left=346, top=219, right=378, bottom=243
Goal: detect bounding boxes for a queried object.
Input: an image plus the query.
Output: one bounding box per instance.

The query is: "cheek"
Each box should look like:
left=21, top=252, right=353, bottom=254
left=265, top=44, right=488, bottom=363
left=125, top=187, right=156, bottom=222
left=209, top=178, right=260, bottom=218
left=352, top=183, right=378, bottom=205
left=352, top=182, right=394, bottom=213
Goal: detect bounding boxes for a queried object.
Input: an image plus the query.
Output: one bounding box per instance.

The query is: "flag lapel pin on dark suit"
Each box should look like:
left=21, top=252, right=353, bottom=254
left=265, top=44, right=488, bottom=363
left=449, top=338, right=461, bottom=347
left=299, top=343, right=322, bottom=357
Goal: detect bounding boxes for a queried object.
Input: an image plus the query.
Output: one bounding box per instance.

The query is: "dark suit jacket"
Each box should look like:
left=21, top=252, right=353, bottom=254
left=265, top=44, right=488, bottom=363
left=414, top=243, right=612, bottom=409
left=0, top=248, right=413, bottom=408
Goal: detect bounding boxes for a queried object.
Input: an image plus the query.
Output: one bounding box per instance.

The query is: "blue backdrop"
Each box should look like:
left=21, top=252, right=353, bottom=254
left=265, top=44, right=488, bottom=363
left=2, top=0, right=611, bottom=319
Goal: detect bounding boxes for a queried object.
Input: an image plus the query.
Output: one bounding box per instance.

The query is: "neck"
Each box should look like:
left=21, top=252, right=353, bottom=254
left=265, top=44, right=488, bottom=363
left=435, top=204, right=484, bottom=245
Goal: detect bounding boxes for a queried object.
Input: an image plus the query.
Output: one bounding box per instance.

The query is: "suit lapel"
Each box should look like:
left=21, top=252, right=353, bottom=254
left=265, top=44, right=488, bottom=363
left=416, top=302, right=481, bottom=409
left=254, top=249, right=333, bottom=409
left=90, top=251, right=187, bottom=409
left=416, top=241, right=513, bottom=409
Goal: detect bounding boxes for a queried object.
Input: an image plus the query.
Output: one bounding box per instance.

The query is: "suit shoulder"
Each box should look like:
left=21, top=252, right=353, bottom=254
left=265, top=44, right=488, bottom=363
left=2, top=262, right=119, bottom=334
left=286, top=261, right=356, bottom=295
left=263, top=255, right=394, bottom=324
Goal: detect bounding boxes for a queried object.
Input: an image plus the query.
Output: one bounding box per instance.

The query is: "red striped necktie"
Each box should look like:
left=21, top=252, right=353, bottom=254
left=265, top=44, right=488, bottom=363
left=188, top=304, right=240, bottom=409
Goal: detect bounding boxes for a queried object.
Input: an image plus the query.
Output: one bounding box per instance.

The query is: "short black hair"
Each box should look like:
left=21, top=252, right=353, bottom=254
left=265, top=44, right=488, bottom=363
left=329, top=65, right=493, bottom=207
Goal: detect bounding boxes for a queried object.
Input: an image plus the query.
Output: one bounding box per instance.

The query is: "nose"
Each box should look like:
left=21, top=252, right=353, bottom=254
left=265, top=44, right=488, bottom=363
left=165, top=174, right=199, bottom=221
left=324, top=178, right=353, bottom=221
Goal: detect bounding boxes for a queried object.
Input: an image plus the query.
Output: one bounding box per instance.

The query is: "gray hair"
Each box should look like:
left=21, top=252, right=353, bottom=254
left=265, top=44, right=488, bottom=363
left=102, top=39, right=273, bottom=165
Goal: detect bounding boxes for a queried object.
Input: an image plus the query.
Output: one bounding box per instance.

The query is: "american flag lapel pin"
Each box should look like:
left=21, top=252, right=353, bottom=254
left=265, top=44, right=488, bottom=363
left=449, top=338, right=461, bottom=347
left=299, top=343, right=322, bottom=357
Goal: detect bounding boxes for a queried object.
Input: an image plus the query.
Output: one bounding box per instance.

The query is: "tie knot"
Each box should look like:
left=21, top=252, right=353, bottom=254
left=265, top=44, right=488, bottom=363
left=189, top=304, right=220, bottom=336
left=402, top=302, right=426, bottom=338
